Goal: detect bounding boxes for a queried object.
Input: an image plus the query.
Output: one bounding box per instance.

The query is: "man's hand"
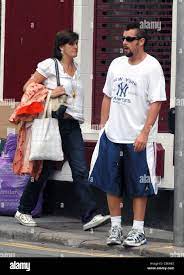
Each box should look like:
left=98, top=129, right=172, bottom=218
left=133, top=102, right=162, bottom=152
left=134, top=131, right=149, bottom=152
left=100, top=95, right=111, bottom=130
left=51, top=86, right=66, bottom=98
left=99, top=123, right=105, bottom=130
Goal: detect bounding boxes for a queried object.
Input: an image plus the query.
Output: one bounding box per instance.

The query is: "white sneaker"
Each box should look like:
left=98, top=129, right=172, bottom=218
left=106, top=225, right=124, bottom=245
left=83, top=214, right=110, bottom=231
left=15, top=211, right=37, bottom=227
left=123, top=228, right=147, bottom=247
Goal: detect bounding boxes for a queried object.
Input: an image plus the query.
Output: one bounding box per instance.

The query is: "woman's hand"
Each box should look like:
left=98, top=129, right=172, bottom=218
left=51, top=86, right=66, bottom=98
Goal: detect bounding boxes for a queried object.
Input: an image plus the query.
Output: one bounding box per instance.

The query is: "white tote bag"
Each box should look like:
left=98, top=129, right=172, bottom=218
left=29, top=91, right=64, bottom=161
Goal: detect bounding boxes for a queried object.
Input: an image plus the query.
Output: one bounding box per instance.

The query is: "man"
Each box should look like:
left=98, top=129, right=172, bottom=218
left=89, top=23, right=166, bottom=247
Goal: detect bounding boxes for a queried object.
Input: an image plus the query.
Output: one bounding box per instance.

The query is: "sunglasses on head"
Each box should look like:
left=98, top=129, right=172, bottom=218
left=122, top=36, right=142, bottom=42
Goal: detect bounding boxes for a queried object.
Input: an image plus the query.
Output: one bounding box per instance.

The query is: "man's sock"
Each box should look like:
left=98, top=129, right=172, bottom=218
left=132, top=220, right=144, bottom=233
left=111, top=216, right=122, bottom=228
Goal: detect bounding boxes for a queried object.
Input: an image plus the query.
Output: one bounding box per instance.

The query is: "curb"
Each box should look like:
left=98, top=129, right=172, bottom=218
left=0, top=225, right=173, bottom=257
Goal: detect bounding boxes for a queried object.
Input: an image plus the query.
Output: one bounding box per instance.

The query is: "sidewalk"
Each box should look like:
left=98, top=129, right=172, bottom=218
left=0, top=215, right=183, bottom=257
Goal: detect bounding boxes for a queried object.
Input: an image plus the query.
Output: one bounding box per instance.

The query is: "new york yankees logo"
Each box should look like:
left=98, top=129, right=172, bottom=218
left=116, top=82, right=129, bottom=97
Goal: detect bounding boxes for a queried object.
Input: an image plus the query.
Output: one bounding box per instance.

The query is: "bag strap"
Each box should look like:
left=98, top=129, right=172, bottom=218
left=52, top=58, right=60, bottom=87
left=42, top=90, right=52, bottom=118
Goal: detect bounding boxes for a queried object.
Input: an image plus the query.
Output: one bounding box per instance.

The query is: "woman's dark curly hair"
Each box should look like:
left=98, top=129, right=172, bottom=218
left=53, top=30, right=79, bottom=60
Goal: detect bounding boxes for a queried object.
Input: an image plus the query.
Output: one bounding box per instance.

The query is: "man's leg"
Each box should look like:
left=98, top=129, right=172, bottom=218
left=133, top=197, right=147, bottom=222
left=106, top=194, right=124, bottom=245
left=89, top=134, right=123, bottom=244
left=123, top=197, right=147, bottom=247
left=122, top=143, right=156, bottom=247
left=107, top=194, right=122, bottom=217
left=133, top=197, right=147, bottom=236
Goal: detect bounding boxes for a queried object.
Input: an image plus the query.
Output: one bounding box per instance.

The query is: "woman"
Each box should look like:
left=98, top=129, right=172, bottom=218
left=15, top=30, right=110, bottom=230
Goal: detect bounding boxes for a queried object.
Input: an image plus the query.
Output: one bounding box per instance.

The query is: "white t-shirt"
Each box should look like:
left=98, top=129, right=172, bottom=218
left=36, top=58, right=84, bottom=123
left=103, top=54, right=166, bottom=143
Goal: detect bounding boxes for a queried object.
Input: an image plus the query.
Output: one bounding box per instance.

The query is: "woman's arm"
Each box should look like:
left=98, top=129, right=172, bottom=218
left=23, top=71, right=66, bottom=98
left=23, top=71, right=46, bottom=92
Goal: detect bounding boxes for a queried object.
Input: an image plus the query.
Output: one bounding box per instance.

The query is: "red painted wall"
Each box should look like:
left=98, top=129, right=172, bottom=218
left=3, top=0, right=74, bottom=101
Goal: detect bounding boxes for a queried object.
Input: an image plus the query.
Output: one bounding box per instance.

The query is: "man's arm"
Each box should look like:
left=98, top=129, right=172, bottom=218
left=100, top=95, right=111, bottom=128
left=134, top=101, right=162, bottom=152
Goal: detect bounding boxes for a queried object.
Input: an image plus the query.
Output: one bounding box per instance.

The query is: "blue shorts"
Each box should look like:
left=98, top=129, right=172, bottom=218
left=89, top=131, right=158, bottom=198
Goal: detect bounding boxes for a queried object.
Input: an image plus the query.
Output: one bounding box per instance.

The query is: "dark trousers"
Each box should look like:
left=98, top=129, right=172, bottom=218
left=18, top=119, right=98, bottom=223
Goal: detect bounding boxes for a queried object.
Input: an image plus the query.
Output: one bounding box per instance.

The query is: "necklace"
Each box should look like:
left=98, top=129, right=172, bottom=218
left=61, top=62, right=75, bottom=75
left=61, top=61, right=77, bottom=99
left=71, top=75, right=77, bottom=100
left=72, top=90, right=76, bottom=99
